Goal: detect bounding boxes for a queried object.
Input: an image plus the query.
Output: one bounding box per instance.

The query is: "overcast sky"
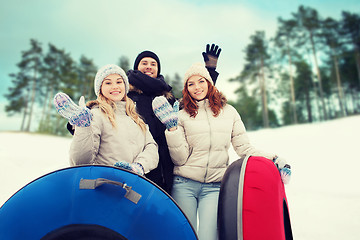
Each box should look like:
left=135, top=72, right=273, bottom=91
left=1, top=0, right=359, bottom=128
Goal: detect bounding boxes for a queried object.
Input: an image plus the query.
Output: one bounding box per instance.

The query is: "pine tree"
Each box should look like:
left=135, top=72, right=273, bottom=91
left=242, top=31, right=271, bottom=128
left=5, top=39, right=43, bottom=131
left=77, top=55, right=97, bottom=101
left=118, top=56, right=130, bottom=73
left=229, top=85, right=262, bottom=130
left=292, top=5, right=328, bottom=120
left=321, top=17, right=347, bottom=117
left=340, top=11, right=360, bottom=88
left=168, top=73, right=183, bottom=99
left=294, top=60, right=314, bottom=122
left=4, top=71, right=30, bottom=130
left=38, top=43, right=78, bottom=134
left=274, top=17, right=299, bottom=124
left=339, top=50, right=360, bottom=113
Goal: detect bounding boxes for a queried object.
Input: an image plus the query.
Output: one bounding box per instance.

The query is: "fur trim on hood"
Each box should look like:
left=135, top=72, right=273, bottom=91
left=129, top=83, right=174, bottom=100
left=86, top=100, right=100, bottom=109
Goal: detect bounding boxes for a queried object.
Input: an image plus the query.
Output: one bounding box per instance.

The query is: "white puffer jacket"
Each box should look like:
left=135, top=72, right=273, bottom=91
left=165, top=99, right=276, bottom=183
left=69, top=101, right=159, bottom=173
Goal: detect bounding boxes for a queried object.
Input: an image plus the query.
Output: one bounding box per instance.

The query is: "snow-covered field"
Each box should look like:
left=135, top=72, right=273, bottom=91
left=1, top=115, right=359, bottom=239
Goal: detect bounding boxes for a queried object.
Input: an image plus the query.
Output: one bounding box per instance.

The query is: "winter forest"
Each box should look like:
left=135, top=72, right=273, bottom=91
left=4, top=5, right=360, bottom=135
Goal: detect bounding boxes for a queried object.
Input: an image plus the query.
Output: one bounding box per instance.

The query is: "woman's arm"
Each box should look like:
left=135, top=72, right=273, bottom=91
left=69, top=110, right=101, bottom=166
left=133, top=126, right=159, bottom=173
left=165, top=122, right=191, bottom=166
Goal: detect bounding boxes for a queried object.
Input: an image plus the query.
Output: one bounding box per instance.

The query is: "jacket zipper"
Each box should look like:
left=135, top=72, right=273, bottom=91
left=203, top=101, right=211, bottom=182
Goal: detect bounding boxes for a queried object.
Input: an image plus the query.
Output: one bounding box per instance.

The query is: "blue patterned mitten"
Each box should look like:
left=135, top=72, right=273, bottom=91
left=152, top=96, right=179, bottom=130
left=273, top=156, right=291, bottom=184
left=53, top=92, right=92, bottom=127
left=114, top=161, right=144, bottom=176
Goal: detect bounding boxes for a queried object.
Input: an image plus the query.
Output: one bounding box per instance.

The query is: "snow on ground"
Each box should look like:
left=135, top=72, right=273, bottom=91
left=1, top=115, right=360, bottom=239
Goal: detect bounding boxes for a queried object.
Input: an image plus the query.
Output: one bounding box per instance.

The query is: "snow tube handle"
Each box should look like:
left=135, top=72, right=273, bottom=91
left=79, top=178, right=142, bottom=204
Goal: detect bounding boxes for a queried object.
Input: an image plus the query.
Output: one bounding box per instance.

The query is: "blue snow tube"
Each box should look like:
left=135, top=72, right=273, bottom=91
left=0, top=165, right=198, bottom=240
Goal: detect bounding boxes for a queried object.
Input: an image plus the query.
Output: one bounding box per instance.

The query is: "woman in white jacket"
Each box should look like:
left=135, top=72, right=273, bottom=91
left=54, top=64, right=159, bottom=175
left=152, top=62, right=291, bottom=240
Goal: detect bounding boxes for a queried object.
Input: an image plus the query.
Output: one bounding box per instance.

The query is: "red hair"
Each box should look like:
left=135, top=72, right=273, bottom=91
left=182, top=79, right=227, bottom=118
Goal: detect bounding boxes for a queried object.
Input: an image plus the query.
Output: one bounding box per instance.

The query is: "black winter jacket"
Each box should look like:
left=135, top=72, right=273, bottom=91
left=127, top=70, right=176, bottom=194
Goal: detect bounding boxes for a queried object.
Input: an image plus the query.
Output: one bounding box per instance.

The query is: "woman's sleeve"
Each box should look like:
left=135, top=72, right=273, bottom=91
left=69, top=110, right=101, bottom=166
left=206, top=67, right=219, bottom=85
left=133, top=126, right=159, bottom=174
left=231, top=107, right=276, bottom=160
left=165, top=120, right=190, bottom=166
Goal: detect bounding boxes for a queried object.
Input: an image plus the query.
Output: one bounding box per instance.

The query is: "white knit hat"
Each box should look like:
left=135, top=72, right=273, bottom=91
left=94, top=64, right=129, bottom=96
left=183, top=62, right=213, bottom=86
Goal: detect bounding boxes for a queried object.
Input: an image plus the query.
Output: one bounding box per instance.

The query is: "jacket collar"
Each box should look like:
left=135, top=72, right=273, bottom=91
left=196, top=99, right=209, bottom=108
left=115, top=101, right=126, bottom=115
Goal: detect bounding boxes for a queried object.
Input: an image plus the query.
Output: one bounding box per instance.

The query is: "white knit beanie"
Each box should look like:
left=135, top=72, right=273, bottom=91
left=183, top=62, right=213, bottom=86
left=94, top=64, right=129, bottom=96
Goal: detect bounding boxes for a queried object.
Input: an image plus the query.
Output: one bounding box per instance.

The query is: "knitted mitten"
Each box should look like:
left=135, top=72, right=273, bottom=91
left=202, top=43, right=222, bottom=69
left=54, top=92, right=92, bottom=127
left=273, top=156, right=291, bottom=184
left=152, top=96, right=179, bottom=130
left=114, top=161, right=144, bottom=176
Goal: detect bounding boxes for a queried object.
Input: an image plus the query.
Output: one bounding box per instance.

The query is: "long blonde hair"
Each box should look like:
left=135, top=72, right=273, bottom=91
left=95, top=93, right=147, bottom=133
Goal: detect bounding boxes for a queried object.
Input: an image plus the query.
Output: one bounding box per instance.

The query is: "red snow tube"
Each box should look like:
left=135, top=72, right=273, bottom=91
left=218, top=155, right=293, bottom=240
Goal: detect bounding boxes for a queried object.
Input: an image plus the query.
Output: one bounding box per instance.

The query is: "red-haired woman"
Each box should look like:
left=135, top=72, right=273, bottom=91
left=152, top=62, right=291, bottom=240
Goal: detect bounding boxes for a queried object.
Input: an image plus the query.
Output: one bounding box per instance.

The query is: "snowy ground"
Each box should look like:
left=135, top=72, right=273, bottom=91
left=1, top=115, right=359, bottom=239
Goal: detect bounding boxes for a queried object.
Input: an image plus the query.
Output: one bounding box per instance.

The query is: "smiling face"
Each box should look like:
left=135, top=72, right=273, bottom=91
left=100, top=74, right=126, bottom=102
left=186, top=75, right=209, bottom=101
left=137, top=57, right=158, bottom=78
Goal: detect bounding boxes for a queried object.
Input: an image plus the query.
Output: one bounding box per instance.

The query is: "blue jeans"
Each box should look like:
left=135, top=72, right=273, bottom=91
left=172, top=176, right=220, bottom=240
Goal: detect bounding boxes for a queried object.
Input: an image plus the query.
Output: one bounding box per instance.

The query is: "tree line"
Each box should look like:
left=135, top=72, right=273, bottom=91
left=229, top=6, right=360, bottom=129
left=4, top=39, right=183, bottom=135
left=4, top=5, right=360, bottom=134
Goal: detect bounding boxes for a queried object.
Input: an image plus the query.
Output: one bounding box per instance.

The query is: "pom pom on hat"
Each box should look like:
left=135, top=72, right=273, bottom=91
left=94, top=64, right=129, bottom=96
left=183, top=62, right=213, bottom=86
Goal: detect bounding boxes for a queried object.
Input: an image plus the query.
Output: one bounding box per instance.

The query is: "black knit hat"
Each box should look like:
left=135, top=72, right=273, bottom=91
left=133, top=50, right=161, bottom=76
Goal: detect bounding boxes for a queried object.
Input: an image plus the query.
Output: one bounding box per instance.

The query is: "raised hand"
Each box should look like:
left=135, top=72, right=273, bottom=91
left=202, top=43, right=222, bottom=69
left=152, top=96, right=179, bottom=130
left=54, top=92, right=92, bottom=127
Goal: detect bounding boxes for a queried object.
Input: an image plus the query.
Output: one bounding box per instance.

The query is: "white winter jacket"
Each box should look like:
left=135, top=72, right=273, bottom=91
left=165, top=99, right=276, bottom=183
left=69, top=101, right=159, bottom=173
